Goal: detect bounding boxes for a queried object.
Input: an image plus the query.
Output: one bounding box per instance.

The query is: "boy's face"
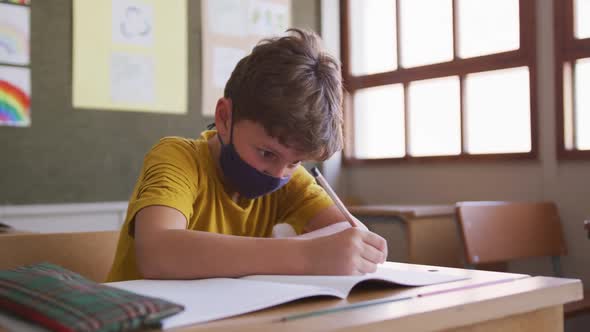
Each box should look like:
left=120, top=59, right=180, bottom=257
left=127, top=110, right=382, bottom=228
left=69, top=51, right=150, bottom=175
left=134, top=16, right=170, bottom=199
left=226, top=119, right=307, bottom=179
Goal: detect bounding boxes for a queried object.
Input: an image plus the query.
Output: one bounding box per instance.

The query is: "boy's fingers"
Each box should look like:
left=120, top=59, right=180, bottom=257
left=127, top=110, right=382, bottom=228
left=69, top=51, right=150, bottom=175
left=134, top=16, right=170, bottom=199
left=361, top=231, right=388, bottom=253
left=361, top=244, right=384, bottom=264
left=356, top=257, right=379, bottom=274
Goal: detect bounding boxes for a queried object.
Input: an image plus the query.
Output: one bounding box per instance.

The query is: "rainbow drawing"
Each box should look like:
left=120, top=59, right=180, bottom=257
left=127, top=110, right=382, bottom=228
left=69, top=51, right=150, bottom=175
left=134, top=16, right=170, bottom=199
left=0, top=79, right=30, bottom=127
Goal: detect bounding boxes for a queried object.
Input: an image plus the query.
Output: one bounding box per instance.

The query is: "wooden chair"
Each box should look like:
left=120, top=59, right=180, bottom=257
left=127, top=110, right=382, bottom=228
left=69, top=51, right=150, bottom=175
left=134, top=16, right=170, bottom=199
left=455, top=201, right=590, bottom=318
left=0, top=231, right=119, bottom=282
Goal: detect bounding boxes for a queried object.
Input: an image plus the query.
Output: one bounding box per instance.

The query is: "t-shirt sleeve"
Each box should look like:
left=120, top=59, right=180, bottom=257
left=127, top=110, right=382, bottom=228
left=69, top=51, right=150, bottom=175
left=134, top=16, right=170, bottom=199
left=127, top=138, right=199, bottom=234
left=277, top=166, right=335, bottom=235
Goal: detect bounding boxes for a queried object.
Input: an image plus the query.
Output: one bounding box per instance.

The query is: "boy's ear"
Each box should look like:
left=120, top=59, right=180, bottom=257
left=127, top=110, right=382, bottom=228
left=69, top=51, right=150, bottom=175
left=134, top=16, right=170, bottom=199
left=214, top=97, right=233, bottom=139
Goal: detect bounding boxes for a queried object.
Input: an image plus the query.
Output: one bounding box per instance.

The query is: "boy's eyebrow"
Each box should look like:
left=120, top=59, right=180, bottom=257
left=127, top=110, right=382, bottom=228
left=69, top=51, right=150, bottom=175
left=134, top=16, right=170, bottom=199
left=260, top=143, right=304, bottom=164
left=260, top=144, right=286, bottom=159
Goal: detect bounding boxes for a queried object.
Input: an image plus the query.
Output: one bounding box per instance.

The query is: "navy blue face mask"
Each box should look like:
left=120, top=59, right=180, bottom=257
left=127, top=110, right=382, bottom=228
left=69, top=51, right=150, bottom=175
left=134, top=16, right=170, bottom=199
left=217, top=117, right=291, bottom=199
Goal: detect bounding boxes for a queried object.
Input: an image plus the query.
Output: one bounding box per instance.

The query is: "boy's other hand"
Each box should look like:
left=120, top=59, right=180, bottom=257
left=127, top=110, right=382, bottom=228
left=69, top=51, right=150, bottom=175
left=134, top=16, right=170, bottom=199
left=297, top=221, right=351, bottom=239
left=302, top=227, right=388, bottom=275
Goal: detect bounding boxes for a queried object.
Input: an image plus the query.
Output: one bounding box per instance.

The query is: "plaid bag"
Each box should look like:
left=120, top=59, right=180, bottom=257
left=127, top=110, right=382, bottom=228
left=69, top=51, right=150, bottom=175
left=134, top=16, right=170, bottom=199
left=0, top=263, right=184, bottom=332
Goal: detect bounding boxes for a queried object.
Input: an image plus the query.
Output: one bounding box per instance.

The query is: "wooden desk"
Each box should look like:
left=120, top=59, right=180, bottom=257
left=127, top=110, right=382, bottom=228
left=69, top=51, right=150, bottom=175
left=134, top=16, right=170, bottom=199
left=173, top=263, right=582, bottom=332
left=0, top=222, right=31, bottom=234
left=348, top=205, right=463, bottom=267
left=0, top=263, right=581, bottom=331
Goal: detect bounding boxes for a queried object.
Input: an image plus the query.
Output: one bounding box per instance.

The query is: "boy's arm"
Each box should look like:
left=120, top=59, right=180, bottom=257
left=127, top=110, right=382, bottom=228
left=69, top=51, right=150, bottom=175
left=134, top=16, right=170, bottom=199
left=134, top=205, right=387, bottom=279
left=135, top=205, right=305, bottom=279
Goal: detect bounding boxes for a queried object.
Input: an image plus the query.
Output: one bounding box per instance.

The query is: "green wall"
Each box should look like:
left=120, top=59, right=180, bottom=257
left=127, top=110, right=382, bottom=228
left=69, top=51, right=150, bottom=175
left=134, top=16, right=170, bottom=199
left=0, top=0, right=320, bottom=204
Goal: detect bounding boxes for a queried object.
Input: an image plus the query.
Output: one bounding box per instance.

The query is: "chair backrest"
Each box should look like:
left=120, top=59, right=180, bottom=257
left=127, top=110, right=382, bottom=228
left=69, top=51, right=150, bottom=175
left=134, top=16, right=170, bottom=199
left=0, top=231, right=119, bottom=282
left=455, top=201, right=567, bottom=267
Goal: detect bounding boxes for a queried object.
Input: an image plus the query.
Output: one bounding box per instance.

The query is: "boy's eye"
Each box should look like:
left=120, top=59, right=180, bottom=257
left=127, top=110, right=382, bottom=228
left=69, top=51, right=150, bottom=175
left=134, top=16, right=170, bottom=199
left=258, top=149, right=276, bottom=160
left=288, top=161, right=301, bottom=168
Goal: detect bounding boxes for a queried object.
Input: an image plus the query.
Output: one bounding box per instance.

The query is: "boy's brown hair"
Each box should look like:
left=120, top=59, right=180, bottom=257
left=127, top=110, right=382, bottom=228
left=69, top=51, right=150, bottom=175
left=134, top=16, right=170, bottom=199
left=224, top=28, right=343, bottom=161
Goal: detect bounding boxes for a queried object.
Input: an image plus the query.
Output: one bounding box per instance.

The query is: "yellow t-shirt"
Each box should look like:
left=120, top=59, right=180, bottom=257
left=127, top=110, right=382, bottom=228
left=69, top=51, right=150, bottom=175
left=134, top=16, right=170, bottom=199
left=107, top=130, right=333, bottom=281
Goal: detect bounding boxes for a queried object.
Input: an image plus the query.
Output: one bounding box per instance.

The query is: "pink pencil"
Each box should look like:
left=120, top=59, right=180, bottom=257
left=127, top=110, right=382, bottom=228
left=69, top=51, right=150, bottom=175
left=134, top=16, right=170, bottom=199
left=312, top=167, right=359, bottom=227
left=417, top=276, right=528, bottom=298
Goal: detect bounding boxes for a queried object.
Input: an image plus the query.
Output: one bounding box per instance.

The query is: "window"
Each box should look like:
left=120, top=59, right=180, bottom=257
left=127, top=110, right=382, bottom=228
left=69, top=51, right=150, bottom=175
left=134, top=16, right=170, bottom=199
left=341, top=0, right=537, bottom=163
left=555, top=0, right=590, bottom=158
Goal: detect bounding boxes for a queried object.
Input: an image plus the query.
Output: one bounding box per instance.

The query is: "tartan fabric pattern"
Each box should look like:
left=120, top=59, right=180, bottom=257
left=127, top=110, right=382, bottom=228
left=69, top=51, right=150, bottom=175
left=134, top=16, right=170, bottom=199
left=0, top=263, right=184, bottom=332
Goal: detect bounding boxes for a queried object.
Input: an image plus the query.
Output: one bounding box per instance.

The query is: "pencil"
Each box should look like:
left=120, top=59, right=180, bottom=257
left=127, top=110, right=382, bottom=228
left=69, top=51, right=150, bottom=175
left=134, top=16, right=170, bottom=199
left=311, top=167, right=358, bottom=227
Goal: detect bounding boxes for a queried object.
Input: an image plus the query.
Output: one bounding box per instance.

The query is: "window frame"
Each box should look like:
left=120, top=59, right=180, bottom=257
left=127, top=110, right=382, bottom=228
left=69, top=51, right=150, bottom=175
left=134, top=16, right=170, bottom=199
left=554, top=0, right=590, bottom=159
left=340, top=0, right=538, bottom=165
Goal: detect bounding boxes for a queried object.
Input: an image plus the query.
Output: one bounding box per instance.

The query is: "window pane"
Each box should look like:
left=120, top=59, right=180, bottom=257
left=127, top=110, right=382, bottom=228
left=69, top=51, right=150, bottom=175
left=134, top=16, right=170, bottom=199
left=575, top=58, right=590, bottom=150
left=353, top=85, right=405, bottom=158
left=408, top=77, right=460, bottom=156
left=563, top=62, right=575, bottom=150
left=457, top=0, right=519, bottom=58
left=465, top=67, right=531, bottom=154
left=349, top=0, right=397, bottom=75
left=400, top=0, right=453, bottom=68
left=575, top=0, right=590, bottom=39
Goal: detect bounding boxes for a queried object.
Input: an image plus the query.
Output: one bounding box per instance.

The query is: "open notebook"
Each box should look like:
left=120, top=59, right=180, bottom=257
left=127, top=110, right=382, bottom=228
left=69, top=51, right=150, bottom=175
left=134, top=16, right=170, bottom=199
left=106, top=263, right=468, bottom=330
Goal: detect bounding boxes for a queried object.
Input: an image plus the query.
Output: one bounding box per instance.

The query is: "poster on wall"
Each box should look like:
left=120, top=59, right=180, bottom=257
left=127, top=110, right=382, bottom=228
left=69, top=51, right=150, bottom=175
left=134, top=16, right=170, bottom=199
left=0, top=1, right=31, bottom=4
left=0, top=1, right=31, bottom=127
left=0, top=65, right=31, bottom=127
left=0, top=2, right=30, bottom=66
left=201, top=0, right=291, bottom=116
left=72, top=0, right=187, bottom=114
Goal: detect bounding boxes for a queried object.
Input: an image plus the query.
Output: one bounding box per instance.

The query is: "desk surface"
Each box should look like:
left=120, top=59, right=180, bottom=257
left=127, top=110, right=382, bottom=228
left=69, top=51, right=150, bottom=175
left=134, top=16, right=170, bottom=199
left=173, top=262, right=582, bottom=332
left=348, top=205, right=455, bottom=218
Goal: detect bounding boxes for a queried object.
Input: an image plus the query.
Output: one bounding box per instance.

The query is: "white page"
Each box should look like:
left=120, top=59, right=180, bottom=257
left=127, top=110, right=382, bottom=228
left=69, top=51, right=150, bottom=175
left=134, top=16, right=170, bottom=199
left=107, top=278, right=342, bottom=329
left=106, top=264, right=468, bottom=329
left=243, top=264, right=468, bottom=297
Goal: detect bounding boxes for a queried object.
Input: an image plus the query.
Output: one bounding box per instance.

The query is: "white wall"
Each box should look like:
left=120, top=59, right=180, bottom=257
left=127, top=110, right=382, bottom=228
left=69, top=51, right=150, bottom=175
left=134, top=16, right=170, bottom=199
left=321, top=0, right=347, bottom=194
left=0, top=202, right=126, bottom=233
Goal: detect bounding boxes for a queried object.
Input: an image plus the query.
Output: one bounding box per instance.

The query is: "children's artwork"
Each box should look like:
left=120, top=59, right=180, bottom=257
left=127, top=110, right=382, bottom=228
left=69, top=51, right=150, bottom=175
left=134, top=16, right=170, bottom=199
left=201, top=0, right=291, bottom=116
left=72, top=0, right=187, bottom=114
left=206, top=0, right=247, bottom=37
left=0, top=65, right=31, bottom=127
left=112, top=0, right=154, bottom=47
left=0, top=2, right=30, bottom=66
left=110, top=53, right=155, bottom=103
left=212, top=47, right=246, bottom=88
left=248, top=0, right=289, bottom=36
left=0, top=0, right=30, bottom=5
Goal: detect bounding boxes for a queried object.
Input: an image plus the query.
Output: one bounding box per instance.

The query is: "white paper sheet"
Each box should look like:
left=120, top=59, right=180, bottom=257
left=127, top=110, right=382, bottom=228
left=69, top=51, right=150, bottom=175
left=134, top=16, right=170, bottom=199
left=112, top=0, right=154, bottom=47
left=0, top=3, right=30, bottom=66
left=244, top=264, right=468, bottom=298
left=110, top=53, right=155, bottom=103
left=107, top=278, right=339, bottom=329
left=107, top=265, right=468, bottom=329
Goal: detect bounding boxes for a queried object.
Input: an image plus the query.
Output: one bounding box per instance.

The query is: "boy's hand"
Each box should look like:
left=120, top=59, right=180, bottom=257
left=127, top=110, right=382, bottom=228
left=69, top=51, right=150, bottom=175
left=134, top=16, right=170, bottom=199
left=303, top=227, right=388, bottom=275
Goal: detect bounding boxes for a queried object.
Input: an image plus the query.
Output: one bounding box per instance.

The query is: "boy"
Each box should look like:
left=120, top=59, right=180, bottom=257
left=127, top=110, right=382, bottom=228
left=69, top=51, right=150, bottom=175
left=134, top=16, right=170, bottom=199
left=107, top=29, right=387, bottom=282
